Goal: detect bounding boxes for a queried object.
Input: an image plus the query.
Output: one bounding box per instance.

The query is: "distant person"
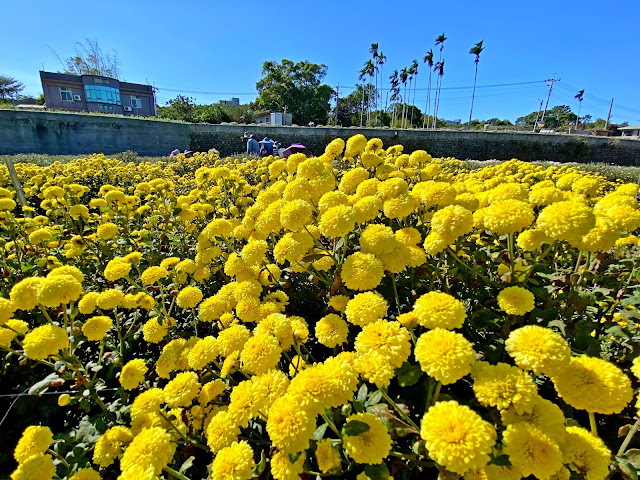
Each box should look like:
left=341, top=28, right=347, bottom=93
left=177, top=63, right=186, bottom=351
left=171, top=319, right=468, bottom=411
left=259, top=137, right=275, bottom=156
left=169, top=148, right=180, bottom=157
left=244, top=132, right=260, bottom=155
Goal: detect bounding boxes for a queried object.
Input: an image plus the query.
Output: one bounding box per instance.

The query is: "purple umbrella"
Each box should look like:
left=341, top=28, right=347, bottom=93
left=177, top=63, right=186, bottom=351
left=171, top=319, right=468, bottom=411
left=281, top=143, right=312, bottom=158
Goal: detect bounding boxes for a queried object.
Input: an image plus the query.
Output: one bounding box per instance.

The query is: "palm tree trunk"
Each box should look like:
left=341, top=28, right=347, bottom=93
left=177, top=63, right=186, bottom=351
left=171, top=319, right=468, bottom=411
left=402, top=83, right=408, bottom=129
left=423, top=71, right=432, bottom=129
left=434, top=73, right=443, bottom=130
left=431, top=75, right=439, bottom=129
left=468, top=62, right=479, bottom=128
left=374, top=71, right=378, bottom=125
left=410, top=73, right=418, bottom=128
left=576, top=101, right=582, bottom=130
left=360, top=87, right=364, bottom=127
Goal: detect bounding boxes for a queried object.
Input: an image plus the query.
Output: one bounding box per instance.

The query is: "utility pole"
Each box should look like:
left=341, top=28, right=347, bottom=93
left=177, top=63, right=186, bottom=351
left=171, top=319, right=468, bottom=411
left=533, top=99, right=544, bottom=132
left=604, top=98, right=614, bottom=130
left=539, top=75, right=559, bottom=128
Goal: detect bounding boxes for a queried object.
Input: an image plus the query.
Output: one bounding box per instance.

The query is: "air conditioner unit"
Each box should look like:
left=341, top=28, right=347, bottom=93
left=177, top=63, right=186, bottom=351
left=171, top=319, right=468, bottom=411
left=123, top=106, right=133, bottom=112
left=73, top=95, right=82, bottom=101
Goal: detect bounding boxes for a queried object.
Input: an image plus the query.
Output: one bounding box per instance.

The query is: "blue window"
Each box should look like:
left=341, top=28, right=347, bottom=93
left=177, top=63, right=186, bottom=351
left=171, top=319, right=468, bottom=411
left=84, top=85, right=121, bottom=105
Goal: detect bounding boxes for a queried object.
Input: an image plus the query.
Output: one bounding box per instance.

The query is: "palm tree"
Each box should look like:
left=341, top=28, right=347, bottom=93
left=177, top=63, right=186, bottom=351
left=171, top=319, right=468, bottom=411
left=432, top=34, right=446, bottom=129
left=410, top=59, right=419, bottom=128
left=468, top=40, right=484, bottom=128
left=377, top=52, right=387, bottom=113
left=423, top=50, right=434, bottom=128
left=389, top=70, right=400, bottom=127
left=369, top=44, right=379, bottom=122
left=357, top=68, right=367, bottom=127
left=400, top=67, right=409, bottom=128
left=574, top=89, right=585, bottom=130
left=432, top=61, right=444, bottom=129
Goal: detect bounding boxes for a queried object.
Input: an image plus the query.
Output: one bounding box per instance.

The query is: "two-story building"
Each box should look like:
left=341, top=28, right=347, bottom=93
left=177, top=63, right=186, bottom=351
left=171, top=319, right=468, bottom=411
left=39, top=71, right=156, bottom=117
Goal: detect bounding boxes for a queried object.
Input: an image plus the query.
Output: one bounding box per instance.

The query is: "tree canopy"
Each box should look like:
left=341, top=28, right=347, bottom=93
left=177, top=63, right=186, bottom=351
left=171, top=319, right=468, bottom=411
left=516, top=105, right=577, bottom=129
left=253, top=59, right=334, bottom=125
left=60, top=38, right=121, bottom=79
left=157, top=95, right=256, bottom=124
left=0, top=76, right=24, bottom=100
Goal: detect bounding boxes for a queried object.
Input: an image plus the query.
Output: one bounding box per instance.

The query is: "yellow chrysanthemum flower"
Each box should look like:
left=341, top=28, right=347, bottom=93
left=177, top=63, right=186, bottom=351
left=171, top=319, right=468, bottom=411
left=505, top=325, right=570, bottom=375
left=342, top=413, right=392, bottom=465
left=413, top=291, right=466, bottom=329
left=502, top=423, right=563, bottom=480
left=552, top=355, right=632, bottom=414
left=421, top=401, right=496, bottom=474
left=497, top=286, right=535, bottom=316
left=414, top=328, right=476, bottom=384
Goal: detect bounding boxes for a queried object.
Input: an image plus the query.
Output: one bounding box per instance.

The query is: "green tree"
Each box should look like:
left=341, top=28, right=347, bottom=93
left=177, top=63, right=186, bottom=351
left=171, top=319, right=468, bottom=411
left=516, top=105, right=577, bottom=129
left=157, top=95, right=197, bottom=122
left=0, top=75, right=24, bottom=100
left=335, top=84, right=375, bottom=127
left=253, top=59, right=334, bottom=125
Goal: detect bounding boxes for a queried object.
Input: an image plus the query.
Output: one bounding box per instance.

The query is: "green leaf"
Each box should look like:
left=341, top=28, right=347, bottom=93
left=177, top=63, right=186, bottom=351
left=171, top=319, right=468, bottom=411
left=179, top=456, right=195, bottom=474
left=342, top=420, right=370, bottom=437
left=397, top=365, right=422, bottom=387
left=490, top=455, right=512, bottom=467
left=616, top=455, right=639, bottom=480
left=253, top=450, right=266, bottom=477
left=313, top=423, right=328, bottom=441
left=566, top=418, right=581, bottom=428
left=289, top=451, right=301, bottom=463
left=357, top=384, right=368, bottom=402
left=366, top=390, right=383, bottom=407
left=362, top=463, right=391, bottom=480
left=28, top=373, right=62, bottom=396
left=353, top=400, right=365, bottom=413
left=625, top=449, right=640, bottom=469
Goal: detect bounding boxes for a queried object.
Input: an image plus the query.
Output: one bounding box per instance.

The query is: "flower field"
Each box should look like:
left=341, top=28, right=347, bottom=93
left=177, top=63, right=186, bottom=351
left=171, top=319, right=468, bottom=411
left=2, top=134, right=640, bottom=480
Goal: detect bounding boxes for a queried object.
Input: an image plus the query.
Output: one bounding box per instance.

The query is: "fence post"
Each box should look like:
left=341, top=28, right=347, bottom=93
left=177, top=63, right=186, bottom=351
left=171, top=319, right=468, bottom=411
left=1, top=151, right=29, bottom=209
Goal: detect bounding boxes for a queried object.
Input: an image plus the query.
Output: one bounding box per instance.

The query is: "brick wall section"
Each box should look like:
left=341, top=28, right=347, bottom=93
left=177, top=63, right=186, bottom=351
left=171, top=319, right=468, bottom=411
left=2, top=110, right=640, bottom=165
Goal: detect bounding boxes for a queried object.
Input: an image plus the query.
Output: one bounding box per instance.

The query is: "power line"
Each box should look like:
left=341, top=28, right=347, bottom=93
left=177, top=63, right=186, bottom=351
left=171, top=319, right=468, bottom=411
left=338, top=79, right=548, bottom=92
left=156, top=87, right=256, bottom=95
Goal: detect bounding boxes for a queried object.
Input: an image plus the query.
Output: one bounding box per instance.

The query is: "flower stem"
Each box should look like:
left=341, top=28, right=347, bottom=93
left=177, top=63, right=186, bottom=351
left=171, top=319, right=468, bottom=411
left=380, top=388, right=419, bottom=431
left=432, top=382, right=442, bottom=406
left=618, top=416, right=640, bottom=455
left=321, top=411, right=341, bottom=437
left=589, top=411, right=598, bottom=437
left=163, top=466, right=191, bottom=480
left=390, top=274, right=401, bottom=315
left=47, top=448, right=70, bottom=468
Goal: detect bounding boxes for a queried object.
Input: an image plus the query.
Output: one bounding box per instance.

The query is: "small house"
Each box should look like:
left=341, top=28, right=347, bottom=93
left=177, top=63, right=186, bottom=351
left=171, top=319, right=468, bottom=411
left=256, top=111, right=293, bottom=126
left=619, top=125, right=640, bottom=137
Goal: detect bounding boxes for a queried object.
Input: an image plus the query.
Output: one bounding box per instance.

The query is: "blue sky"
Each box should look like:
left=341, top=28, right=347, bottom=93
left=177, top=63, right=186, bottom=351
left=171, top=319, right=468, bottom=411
left=4, top=0, right=640, bottom=124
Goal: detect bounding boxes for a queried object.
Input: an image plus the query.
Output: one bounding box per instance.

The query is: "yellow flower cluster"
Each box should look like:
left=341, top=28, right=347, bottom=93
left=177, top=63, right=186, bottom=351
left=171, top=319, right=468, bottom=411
left=1, top=137, right=639, bottom=480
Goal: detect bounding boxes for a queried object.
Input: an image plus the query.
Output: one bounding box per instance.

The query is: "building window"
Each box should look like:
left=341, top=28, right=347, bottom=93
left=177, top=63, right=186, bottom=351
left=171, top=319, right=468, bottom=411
left=130, top=96, right=142, bottom=109
left=84, top=85, right=121, bottom=105
left=60, top=88, right=73, bottom=102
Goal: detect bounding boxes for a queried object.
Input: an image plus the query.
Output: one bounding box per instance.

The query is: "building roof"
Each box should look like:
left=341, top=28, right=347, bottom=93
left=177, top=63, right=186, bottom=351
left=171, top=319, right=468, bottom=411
left=40, top=71, right=152, bottom=93
left=618, top=125, right=640, bottom=130
left=40, top=71, right=82, bottom=84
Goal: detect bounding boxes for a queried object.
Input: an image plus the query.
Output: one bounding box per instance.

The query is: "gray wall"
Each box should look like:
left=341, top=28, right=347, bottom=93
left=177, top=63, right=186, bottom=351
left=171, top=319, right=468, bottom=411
left=2, top=109, right=640, bottom=165
left=0, top=110, right=190, bottom=156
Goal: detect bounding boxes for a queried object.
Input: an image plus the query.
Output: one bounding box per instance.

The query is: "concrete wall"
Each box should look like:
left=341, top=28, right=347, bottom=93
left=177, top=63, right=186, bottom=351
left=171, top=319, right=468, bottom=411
left=0, top=110, right=190, bottom=156
left=2, top=109, right=640, bottom=165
